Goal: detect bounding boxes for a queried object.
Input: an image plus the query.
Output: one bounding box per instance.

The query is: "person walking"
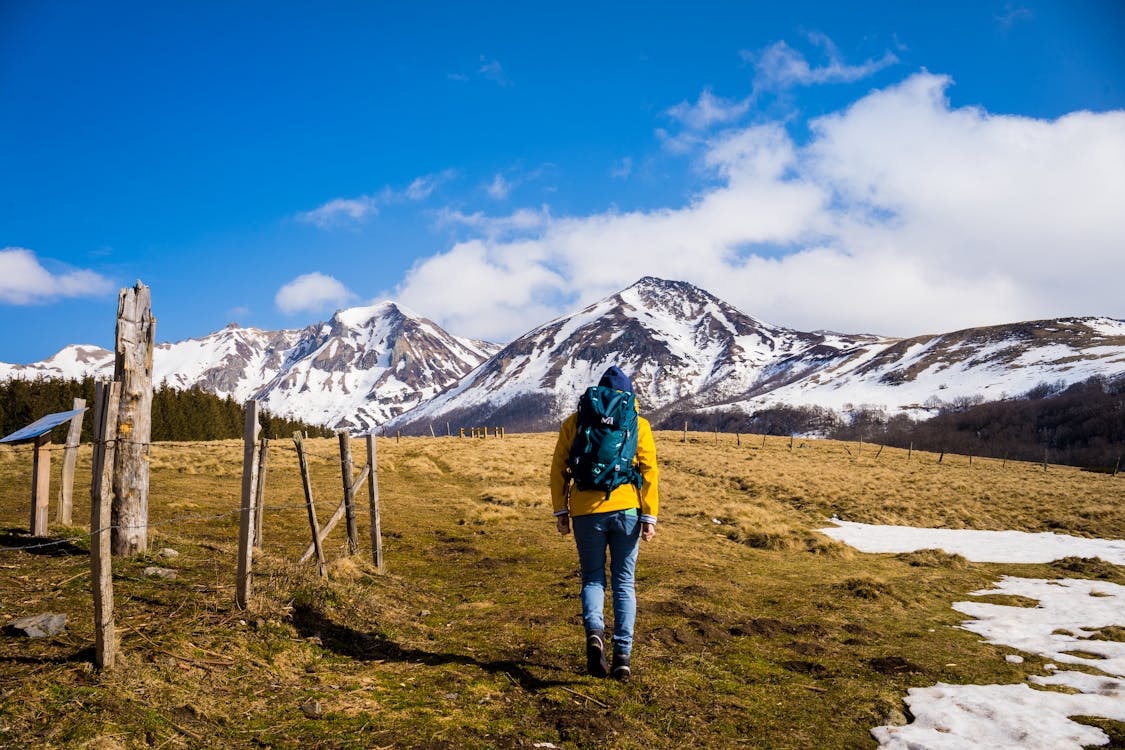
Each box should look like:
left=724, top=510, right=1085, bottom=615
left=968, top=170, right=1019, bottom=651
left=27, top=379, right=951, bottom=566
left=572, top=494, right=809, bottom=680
left=551, top=365, right=659, bottom=681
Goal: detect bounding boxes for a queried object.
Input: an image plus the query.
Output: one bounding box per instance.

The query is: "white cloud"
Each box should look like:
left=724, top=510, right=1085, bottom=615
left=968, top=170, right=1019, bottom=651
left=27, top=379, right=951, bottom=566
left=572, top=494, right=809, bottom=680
left=296, top=196, right=378, bottom=229
left=275, top=272, right=355, bottom=315
left=405, top=169, right=457, bottom=200
left=394, top=72, right=1125, bottom=343
left=297, top=170, right=456, bottom=229
left=745, top=32, right=898, bottom=92
left=479, top=56, right=511, bottom=86
left=666, top=87, right=750, bottom=131
left=437, top=206, right=551, bottom=239
left=486, top=173, right=512, bottom=200
left=610, top=156, right=634, bottom=180
left=0, top=247, right=114, bottom=304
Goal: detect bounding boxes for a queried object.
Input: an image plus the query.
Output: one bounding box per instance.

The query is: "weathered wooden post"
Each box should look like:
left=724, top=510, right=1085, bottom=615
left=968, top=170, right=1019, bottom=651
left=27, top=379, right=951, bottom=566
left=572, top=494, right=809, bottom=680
left=57, top=398, right=85, bottom=526
left=683, top=421, right=688, bottom=444
left=90, top=381, right=121, bottom=669
left=236, top=401, right=261, bottom=609
left=908, top=442, right=913, bottom=462
left=293, top=432, right=326, bottom=577
left=30, top=433, right=52, bottom=536
left=1043, top=448, right=1049, bottom=473
left=112, top=282, right=155, bottom=556
left=339, top=431, right=359, bottom=555
left=367, top=434, right=383, bottom=573
left=253, top=437, right=269, bottom=547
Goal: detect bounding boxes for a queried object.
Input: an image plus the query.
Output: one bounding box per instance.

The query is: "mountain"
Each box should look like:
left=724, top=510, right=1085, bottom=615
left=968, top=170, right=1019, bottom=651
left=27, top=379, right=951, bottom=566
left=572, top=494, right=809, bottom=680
left=252, top=302, right=498, bottom=431
left=388, top=278, right=1125, bottom=432
left=0, top=302, right=499, bottom=432
left=2, top=279, right=1123, bottom=434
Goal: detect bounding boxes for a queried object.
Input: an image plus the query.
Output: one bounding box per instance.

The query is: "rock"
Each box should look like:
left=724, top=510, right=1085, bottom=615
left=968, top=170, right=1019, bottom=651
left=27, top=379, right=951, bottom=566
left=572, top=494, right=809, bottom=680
left=300, top=700, right=323, bottom=718
left=158, top=548, right=179, bottom=559
left=6, top=613, right=67, bottom=638
left=143, top=567, right=178, bottom=580
left=1005, top=654, right=1024, bottom=664
left=883, top=707, right=910, bottom=727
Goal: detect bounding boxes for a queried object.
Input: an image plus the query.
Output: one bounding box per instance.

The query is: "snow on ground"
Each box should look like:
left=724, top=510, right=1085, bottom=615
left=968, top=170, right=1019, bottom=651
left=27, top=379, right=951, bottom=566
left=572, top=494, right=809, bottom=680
left=820, top=519, right=1125, bottom=565
left=820, top=520, right=1125, bottom=749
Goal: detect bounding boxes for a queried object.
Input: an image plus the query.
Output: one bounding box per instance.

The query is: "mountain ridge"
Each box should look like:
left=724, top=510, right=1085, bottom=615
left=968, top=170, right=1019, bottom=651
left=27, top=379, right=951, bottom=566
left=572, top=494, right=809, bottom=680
left=1, top=278, right=1122, bottom=433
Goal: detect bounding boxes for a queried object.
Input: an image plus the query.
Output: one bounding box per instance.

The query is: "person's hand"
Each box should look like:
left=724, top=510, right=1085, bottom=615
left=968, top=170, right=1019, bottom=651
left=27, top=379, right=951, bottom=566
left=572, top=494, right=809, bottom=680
left=556, top=514, right=571, bottom=536
left=641, top=522, right=656, bottom=542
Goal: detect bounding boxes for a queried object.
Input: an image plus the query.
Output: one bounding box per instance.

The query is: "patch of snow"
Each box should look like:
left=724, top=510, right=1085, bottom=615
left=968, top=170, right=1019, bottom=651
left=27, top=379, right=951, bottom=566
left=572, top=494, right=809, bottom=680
left=819, top=519, right=1125, bottom=565
left=825, top=522, right=1125, bottom=749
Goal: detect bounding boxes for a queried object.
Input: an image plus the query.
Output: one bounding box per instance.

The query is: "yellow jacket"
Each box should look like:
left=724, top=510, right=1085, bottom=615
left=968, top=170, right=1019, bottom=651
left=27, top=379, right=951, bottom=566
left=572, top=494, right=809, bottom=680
left=550, top=410, right=659, bottom=523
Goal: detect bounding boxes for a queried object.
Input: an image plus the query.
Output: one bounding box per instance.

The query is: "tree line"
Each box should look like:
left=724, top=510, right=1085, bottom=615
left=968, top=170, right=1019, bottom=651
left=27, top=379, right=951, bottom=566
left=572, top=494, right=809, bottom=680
left=0, top=377, right=333, bottom=443
left=660, top=375, right=1124, bottom=472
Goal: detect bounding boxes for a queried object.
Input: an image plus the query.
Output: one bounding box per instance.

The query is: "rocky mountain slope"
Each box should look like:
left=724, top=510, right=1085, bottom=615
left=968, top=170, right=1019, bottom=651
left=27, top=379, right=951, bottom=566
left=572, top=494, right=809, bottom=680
left=388, top=278, right=1125, bottom=432
left=2, top=278, right=1122, bottom=434
left=0, top=302, right=498, bottom=431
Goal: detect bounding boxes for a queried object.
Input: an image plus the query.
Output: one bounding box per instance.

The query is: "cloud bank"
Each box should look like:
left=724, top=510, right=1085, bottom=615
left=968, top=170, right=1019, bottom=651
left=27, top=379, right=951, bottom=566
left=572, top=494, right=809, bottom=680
left=0, top=247, right=114, bottom=304
left=393, top=72, right=1125, bottom=343
left=275, top=272, right=354, bottom=315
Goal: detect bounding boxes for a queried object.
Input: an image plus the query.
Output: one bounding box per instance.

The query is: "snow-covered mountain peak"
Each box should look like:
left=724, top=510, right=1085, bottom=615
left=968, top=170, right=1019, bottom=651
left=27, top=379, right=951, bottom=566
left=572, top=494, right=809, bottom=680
left=331, top=300, right=420, bottom=330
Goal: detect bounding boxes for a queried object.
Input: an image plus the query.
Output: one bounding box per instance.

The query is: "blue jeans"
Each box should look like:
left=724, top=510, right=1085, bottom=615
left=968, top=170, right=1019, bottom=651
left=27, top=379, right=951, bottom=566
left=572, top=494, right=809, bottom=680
left=572, top=509, right=640, bottom=657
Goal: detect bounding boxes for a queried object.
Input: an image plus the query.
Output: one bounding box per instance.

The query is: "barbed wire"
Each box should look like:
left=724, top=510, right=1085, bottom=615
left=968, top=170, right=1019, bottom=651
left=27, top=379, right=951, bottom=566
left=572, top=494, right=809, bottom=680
left=0, top=496, right=377, bottom=553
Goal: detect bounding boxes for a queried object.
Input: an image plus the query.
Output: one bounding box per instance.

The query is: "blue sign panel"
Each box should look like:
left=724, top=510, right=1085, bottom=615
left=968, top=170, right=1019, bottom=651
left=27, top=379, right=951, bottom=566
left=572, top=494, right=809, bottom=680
left=0, top=408, right=88, bottom=444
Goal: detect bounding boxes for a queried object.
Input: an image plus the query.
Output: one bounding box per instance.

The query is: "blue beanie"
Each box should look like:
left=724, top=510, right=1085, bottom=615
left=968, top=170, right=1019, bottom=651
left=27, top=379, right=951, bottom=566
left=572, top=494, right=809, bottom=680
left=598, top=365, right=633, bottom=393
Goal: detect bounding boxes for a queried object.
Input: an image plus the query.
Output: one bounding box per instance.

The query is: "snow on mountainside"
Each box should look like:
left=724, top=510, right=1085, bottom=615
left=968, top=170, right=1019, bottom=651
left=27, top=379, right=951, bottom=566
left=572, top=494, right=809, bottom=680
left=253, top=302, right=498, bottom=431
left=738, top=316, right=1125, bottom=416
left=0, top=302, right=499, bottom=431
left=2, top=279, right=1122, bottom=434
left=388, top=277, right=885, bottom=430
left=389, top=278, right=1125, bottom=432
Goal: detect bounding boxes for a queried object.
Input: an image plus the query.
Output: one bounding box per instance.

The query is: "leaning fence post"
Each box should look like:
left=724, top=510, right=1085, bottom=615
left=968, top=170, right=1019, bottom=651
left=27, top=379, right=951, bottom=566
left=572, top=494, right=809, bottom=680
left=30, top=434, right=51, bottom=536
left=294, top=432, right=326, bottom=577
left=236, top=401, right=261, bottom=609
left=253, top=437, right=269, bottom=547
left=57, top=397, right=85, bottom=526
left=367, top=434, right=383, bottom=573
left=90, top=381, right=121, bottom=669
left=339, top=431, right=359, bottom=555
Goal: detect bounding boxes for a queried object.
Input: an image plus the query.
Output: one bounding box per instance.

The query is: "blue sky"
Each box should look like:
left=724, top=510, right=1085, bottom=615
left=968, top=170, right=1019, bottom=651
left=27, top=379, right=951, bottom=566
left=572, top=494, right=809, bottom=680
left=2, top=1, right=1123, bottom=363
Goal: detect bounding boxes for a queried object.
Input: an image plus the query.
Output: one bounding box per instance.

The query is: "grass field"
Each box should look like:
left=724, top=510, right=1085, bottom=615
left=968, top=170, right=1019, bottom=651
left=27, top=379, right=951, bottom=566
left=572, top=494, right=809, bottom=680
left=1, top=432, right=1122, bottom=749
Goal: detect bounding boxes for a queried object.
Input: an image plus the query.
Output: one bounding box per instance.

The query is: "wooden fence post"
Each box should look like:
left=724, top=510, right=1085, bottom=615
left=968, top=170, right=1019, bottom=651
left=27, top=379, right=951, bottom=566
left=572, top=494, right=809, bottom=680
left=253, top=437, right=269, bottom=547
left=339, top=431, right=359, bottom=555
left=30, top=434, right=51, bottom=536
left=57, top=397, right=85, bottom=526
left=1114, top=456, right=1121, bottom=478
left=908, top=442, right=913, bottom=462
left=236, top=401, right=261, bottom=609
left=90, top=381, right=121, bottom=669
left=1043, top=448, right=1049, bottom=473
left=112, top=282, right=155, bottom=557
left=367, top=434, right=383, bottom=573
left=293, top=432, right=326, bottom=577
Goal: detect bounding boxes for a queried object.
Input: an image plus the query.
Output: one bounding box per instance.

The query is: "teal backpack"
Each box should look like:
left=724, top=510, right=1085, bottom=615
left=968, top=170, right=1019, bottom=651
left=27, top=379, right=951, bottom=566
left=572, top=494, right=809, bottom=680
left=567, top=385, right=641, bottom=495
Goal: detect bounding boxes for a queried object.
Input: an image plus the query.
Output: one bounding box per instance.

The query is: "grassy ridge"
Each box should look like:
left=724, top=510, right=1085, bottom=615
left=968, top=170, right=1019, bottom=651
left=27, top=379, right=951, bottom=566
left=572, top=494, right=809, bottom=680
left=0, top=433, right=1122, bottom=748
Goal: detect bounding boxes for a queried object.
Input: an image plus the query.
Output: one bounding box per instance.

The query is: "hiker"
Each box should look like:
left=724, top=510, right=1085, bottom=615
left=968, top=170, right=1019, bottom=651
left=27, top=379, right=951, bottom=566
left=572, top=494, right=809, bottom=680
left=551, top=365, right=659, bottom=682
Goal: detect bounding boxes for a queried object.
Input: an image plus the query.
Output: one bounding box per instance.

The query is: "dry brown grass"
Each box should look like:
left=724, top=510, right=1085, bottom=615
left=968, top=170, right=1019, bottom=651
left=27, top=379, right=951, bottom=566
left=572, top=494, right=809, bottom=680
left=0, top=432, right=1121, bottom=748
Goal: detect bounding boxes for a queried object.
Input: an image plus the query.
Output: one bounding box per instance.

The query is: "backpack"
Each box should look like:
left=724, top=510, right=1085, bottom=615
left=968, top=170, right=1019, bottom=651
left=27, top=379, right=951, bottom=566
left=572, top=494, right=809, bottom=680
left=567, top=385, right=641, bottom=495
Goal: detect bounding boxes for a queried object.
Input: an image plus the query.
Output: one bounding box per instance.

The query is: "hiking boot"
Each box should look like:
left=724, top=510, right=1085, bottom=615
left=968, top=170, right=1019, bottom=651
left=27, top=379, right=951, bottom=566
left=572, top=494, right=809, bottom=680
left=585, top=631, right=609, bottom=678
left=611, top=653, right=631, bottom=682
